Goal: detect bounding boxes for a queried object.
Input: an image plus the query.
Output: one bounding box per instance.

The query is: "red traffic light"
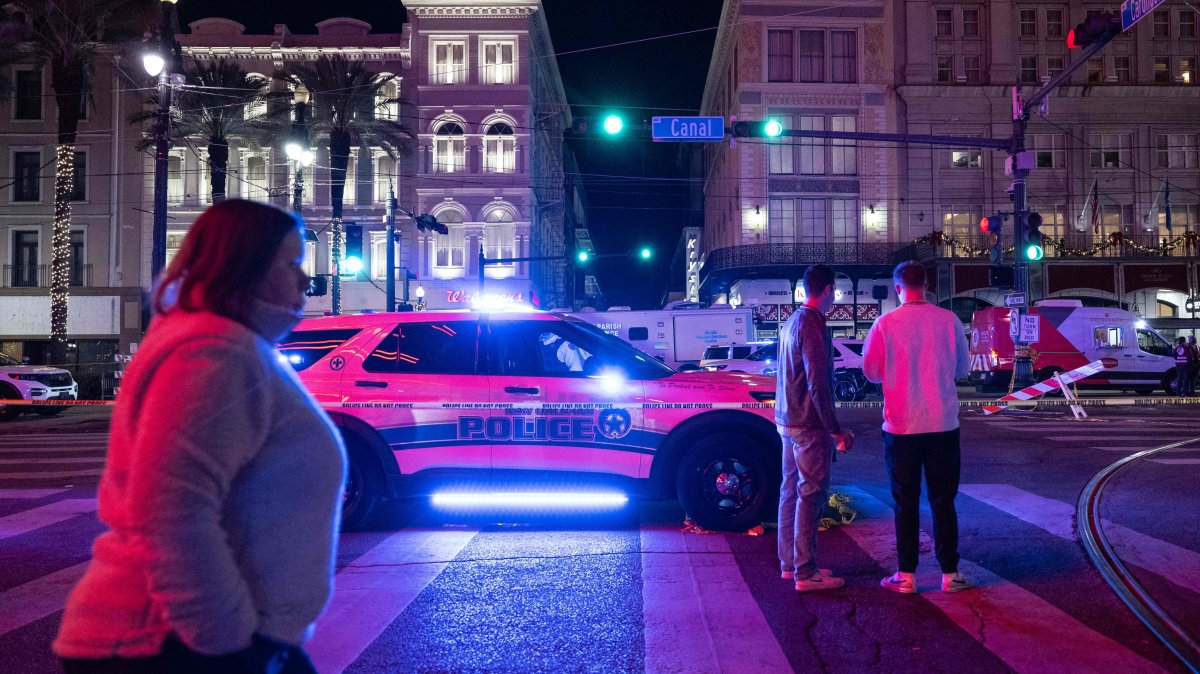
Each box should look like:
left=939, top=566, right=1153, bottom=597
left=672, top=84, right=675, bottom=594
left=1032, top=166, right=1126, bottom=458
left=980, top=216, right=997, bottom=233
left=1067, top=12, right=1120, bottom=49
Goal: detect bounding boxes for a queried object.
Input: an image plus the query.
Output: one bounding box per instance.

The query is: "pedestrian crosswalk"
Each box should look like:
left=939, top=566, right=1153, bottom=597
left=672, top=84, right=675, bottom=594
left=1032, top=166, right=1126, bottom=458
left=981, top=416, right=1200, bottom=465
left=0, top=479, right=1194, bottom=673
left=0, top=432, right=107, bottom=485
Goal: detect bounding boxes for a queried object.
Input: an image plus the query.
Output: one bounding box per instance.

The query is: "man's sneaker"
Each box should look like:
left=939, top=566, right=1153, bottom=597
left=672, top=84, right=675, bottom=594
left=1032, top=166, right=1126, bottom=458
left=794, top=570, right=845, bottom=592
left=942, top=572, right=974, bottom=593
left=880, top=572, right=916, bottom=594
left=782, top=568, right=831, bottom=580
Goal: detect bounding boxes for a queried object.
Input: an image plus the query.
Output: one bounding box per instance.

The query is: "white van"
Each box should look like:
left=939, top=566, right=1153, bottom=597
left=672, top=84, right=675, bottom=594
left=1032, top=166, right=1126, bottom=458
left=569, top=303, right=755, bottom=371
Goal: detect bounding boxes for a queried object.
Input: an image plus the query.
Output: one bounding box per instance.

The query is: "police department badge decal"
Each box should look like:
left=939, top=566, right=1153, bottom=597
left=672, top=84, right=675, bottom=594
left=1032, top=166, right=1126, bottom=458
left=596, top=408, right=632, bottom=440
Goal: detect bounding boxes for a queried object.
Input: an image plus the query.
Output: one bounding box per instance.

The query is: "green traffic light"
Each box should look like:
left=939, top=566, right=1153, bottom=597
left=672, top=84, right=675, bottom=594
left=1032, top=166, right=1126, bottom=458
left=1024, top=244, right=1044, bottom=261
left=639, top=248, right=652, bottom=260
left=342, top=256, right=364, bottom=275
left=602, top=114, right=623, bottom=135
left=764, top=119, right=784, bottom=137
left=577, top=251, right=589, bottom=263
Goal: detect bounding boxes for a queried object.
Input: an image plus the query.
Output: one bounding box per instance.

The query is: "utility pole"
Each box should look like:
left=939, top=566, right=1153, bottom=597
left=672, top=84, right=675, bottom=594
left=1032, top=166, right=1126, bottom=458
left=285, top=84, right=313, bottom=216
left=385, top=179, right=397, bottom=312
left=1010, top=90, right=1034, bottom=388
left=146, top=0, right=181, bottom=284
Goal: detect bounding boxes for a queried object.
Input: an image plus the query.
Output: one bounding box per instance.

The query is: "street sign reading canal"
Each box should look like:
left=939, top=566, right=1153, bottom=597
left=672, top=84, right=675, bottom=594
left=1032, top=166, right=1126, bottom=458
left=1121, top=0, right=1167, bottom=32
left=651, top=116, right=725, bottom=142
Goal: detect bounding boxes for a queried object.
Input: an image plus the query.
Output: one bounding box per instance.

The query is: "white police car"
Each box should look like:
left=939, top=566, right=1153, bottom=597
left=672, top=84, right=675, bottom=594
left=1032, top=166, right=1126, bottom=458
left=0, top=353, right=78, bottom=421
left=281, top=311, right=781, bottom=531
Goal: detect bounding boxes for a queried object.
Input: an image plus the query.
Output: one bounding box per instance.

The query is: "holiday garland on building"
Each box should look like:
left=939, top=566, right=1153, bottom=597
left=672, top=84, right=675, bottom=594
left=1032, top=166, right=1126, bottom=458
left=913, top=230, right=1199, bottom=258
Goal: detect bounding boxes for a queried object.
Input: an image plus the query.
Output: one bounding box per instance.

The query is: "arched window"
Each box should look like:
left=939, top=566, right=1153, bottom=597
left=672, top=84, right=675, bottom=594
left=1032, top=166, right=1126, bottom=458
left=484, top=206, right=515, bottom=222
left=433, top=208, right=466, bottom=269
left=434, top=122, right=466, bottom=173
left=376, top=77, right=399, bottom=120
left=483, top=122, right=515, bottom=174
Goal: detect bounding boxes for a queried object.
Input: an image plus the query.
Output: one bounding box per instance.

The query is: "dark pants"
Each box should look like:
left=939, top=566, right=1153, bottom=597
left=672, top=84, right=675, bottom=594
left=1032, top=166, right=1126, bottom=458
left=61, top=635, right=317, bottom=674
left=883, top=428, right=961, bottom=574
left=1179, top=363, right=1196, bottom=396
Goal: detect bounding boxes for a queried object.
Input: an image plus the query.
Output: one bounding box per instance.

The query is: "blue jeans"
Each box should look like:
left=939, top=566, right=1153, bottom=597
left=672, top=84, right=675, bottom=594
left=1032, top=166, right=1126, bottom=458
left=778, top=430, right=835, bottom=578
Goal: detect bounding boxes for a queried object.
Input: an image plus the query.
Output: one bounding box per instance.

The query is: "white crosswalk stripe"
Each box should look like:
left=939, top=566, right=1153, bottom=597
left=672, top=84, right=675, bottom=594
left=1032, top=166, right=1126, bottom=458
left=0, top=499, right=97, bottom=540
left=960, top=484, right=1200, bottom=597
left=0, top=562, right=90, bottom=635
left=306, top=528, right=478, bottom=674
left=838, top=487, right=1167, bottom=674
left=0, top=468, right=103, bottom=480
left=0, top=488, right=69, bottom=499
left=640, top=520, right=792, bottom=674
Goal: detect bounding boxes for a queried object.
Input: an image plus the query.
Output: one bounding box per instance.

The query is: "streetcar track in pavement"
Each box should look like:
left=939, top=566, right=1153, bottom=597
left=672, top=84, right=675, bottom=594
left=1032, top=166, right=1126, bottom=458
left=1078, top=435, right=1200, bottom=674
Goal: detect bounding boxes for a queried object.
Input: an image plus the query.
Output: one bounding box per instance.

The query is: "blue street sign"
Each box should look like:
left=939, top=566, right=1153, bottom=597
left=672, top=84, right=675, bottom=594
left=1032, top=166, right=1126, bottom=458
left=1121, top=0, right=1167, bottom=32
left=651, top=116, right=725, bottom=142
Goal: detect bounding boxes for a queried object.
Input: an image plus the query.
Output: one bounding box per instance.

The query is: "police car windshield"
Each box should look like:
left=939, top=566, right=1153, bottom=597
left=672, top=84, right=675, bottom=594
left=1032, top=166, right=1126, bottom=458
left=562, top=317, right=675, bottom=378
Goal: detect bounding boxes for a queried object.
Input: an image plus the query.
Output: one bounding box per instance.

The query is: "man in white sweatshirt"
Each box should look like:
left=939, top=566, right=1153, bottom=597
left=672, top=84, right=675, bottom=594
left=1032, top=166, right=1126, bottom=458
left=863, top=261, right=973, bottom=594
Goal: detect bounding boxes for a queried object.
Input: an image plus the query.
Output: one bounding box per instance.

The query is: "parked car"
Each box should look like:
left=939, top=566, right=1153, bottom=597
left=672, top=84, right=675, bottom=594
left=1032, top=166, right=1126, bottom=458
left=699, top=342, right=771, bottom=369
left=702, top=339, right=865, bottom=377
left=281, top=311, right=781, bottom=532
left=0, top=353, right=78, bottom=421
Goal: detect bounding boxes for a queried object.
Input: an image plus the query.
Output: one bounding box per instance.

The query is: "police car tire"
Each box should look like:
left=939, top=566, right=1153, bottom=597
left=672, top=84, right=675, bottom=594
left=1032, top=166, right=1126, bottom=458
left=0, top=387, right=20, bottom=421
left=675, top=433, right=771, bottom=532
left=341, top=443, right=385, bottom=531
left=1162, top=371, right=1179, bottom=396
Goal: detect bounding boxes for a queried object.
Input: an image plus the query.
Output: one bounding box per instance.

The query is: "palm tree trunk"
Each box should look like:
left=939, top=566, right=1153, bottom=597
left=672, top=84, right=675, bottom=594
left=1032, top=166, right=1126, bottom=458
left=208, top=141, right=229, bottom=203
left=329, top=129, right=351, bottom=316
left=49, top=59, right=85, bottom=366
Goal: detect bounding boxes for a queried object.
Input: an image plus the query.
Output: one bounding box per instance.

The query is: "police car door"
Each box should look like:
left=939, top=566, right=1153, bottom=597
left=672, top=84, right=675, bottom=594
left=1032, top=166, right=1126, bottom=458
left=351, top=317, right=490, bottom=474
left=485, top=318, right=645, bottom=479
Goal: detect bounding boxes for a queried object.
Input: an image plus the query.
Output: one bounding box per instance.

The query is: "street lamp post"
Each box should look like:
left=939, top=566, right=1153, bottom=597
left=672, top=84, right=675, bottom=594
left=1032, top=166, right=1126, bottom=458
left=385, top=179, right=397, bottom=312
left=285, top=84, right=314, bottom=216
left=146, top=0, right=180, bottom=284
left=415, top=284, right=426, bottom=311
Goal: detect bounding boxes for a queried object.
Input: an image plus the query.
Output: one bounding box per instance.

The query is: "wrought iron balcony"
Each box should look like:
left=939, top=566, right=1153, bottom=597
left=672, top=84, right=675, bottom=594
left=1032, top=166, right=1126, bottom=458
left=702, top=242, right=909, bottom=275
left=4, top=264, right=45, bottom=288
left=901, top=232, right=1200, bottom=262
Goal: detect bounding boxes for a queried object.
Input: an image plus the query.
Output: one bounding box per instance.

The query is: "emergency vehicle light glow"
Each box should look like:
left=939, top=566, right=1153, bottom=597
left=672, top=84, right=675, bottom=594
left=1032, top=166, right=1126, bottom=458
left=430, top=491, right=629, bottom=510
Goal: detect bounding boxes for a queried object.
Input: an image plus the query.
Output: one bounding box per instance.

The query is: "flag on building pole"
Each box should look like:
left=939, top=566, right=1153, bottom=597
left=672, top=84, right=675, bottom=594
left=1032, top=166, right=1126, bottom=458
left=1090, top=180, right=1100, bottom=234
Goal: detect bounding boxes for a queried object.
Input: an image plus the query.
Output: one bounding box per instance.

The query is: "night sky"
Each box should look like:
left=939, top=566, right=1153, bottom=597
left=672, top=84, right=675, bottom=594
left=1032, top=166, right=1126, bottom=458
left=174, top=0, right=726, bottom=308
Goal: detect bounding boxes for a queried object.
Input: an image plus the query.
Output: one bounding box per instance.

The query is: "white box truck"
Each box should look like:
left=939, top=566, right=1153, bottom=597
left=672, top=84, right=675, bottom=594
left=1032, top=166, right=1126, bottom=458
left=569, top=302, right=755, bottom=371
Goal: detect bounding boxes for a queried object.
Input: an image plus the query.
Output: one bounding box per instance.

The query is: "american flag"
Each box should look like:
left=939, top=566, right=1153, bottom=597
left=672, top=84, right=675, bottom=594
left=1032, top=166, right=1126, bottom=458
left=1090, top=180, right=1100, bottom=235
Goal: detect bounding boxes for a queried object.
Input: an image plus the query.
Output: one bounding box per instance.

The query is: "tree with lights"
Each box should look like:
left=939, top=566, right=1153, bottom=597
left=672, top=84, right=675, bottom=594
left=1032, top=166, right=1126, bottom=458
left=0, top=1, right=155, bottom=365
left=275, top=56, right=411, bottom=315
left=130, top=58, right=281, bottom=204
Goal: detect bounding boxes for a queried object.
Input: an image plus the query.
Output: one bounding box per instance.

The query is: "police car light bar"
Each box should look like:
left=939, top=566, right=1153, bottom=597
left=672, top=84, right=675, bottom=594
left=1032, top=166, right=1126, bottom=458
left=430, top=491, right=629, bottom=510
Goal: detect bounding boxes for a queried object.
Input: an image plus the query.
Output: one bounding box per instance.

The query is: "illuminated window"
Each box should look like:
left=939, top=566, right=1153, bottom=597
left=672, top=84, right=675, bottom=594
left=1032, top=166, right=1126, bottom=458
left=434, top=210, right=465, bottom=268
left=830, top=31, right=857, bottom=83
left=950, top=149, right=982, bottom=168
left=831, top=199, right=859, bottom=244
left=374, top=155, right=396, bottom=202
left=434, top=123, right=466, bottom=173
left=830, top=115, right=856, bottom=175
left=167, top=153, right=184, bottom=204
left=767, top=114, right=792, bottom=175
left=798, top=31, right=823, bottom=82
left=481, top=41, right=516, bottom=84
left=432, top=40, right=467, bottom=84
left=483, top=122, right=516, bottom=173
left=376, top=77, right=399, bottom=120
left=799, top=116, right=824, bottom=174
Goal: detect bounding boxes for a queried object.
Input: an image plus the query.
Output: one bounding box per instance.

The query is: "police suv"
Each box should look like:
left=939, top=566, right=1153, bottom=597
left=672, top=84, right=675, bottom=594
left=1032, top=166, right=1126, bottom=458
left=0, top=353, right=78, bottom=421
left=281, top=311, right=781, bottom=531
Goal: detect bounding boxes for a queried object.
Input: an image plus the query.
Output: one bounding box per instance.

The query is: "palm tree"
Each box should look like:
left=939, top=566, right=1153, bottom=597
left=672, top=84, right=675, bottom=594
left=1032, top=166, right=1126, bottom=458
left=0, top=0, right=155, bottom=364
left=276, top=55, right=411, bottom=315
left=131, top=57, right=282, bottom=203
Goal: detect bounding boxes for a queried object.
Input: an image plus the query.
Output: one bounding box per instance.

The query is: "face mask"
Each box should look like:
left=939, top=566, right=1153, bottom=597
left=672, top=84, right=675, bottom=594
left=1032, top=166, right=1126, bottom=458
left=247, top=296, right=305, bottom=344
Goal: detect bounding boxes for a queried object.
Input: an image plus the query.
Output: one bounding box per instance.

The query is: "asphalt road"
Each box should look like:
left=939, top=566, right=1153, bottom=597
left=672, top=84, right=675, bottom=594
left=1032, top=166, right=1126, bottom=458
left=1, top=403, right=1197, bottom=673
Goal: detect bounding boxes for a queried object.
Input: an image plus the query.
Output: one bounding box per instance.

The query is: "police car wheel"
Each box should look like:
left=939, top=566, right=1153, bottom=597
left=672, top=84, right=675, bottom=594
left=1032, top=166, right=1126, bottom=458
left=833, top=378, right=858, bottom=403
left=341, top=444, right=384, bottom=531
left=676, top=433, right=771, bottom=532
left=0, top=389, right=19, bottom=421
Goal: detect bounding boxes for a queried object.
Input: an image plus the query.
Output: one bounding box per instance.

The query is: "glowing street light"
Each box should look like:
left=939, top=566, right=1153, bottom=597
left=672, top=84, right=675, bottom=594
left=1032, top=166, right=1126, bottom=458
left=602, top=114, right=624, bottom=135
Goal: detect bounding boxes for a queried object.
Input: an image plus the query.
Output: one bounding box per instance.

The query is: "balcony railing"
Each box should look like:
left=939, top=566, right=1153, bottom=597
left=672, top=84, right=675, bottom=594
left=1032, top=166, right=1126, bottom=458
left=903, top=232, right=1200, bottom=262
left=703, top=243, right=908, bottom=275
left=3, top=264, right=93, bottom=288
left=4, top=264, right=45, bottom=288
